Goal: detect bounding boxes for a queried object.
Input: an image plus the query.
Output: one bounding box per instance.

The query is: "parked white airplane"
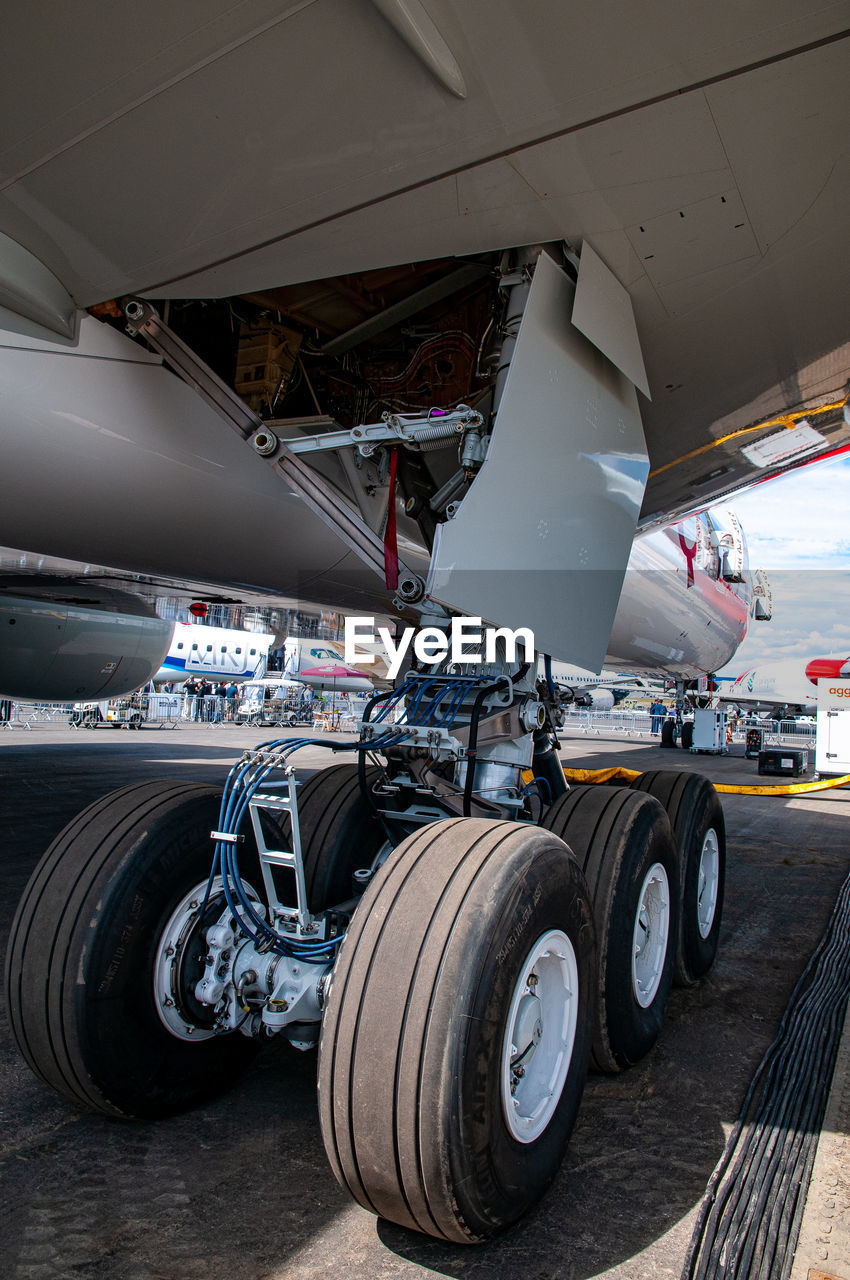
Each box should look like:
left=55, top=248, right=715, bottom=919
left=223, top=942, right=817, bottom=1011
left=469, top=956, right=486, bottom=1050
left=2, top=4, right=848, bottom=1246
left=155, top=629, right=376, bottom=692
left=153, top=622, right=275, bottom=685
left=722, top=654, right=850, bottom=715
left=549, top=664, right=662, bottom=711
left=280, top=637, right=374, bottom=693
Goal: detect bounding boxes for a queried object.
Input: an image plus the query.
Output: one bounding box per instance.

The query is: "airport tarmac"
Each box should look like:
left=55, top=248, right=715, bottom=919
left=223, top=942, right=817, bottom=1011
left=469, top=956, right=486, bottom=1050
left=1, top=720, right=848, bottom=1280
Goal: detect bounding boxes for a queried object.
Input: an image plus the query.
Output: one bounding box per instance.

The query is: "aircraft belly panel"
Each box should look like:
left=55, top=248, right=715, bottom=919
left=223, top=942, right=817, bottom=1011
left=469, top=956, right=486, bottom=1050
left=426, top=251, right=649, bottom=670
left=0, top=318, right=427, bottom=612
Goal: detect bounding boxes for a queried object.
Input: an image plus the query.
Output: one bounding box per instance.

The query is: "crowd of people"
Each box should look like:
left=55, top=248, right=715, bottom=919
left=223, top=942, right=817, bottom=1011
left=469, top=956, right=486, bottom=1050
left=177, top=677, right=240, bottom=721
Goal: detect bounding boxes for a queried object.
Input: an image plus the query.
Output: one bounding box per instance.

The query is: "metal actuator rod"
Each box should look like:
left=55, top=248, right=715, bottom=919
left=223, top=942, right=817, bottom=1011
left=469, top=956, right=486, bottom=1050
left=271, top=406, right=484, bottom=458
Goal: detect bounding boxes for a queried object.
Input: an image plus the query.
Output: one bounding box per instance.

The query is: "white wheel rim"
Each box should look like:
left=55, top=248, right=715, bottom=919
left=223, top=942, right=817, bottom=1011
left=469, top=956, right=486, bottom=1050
left=697, top=829, right=720, bottom=939
left=631, top=862, right=670, bottom=1008
left=501, top=928, right=579, bottom=1144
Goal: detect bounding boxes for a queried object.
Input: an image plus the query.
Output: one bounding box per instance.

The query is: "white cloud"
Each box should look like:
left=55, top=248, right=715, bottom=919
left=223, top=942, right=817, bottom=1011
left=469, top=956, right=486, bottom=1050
left=719, top=571, right=850, bottom=673
left=714, top=454, right=850, bottom=673
left=729, top=454, right=850, bottom=570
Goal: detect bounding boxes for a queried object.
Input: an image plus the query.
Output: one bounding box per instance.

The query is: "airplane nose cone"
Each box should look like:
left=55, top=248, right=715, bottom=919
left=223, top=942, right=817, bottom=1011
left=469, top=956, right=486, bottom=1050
left=805, top=658, right=850, bottom=686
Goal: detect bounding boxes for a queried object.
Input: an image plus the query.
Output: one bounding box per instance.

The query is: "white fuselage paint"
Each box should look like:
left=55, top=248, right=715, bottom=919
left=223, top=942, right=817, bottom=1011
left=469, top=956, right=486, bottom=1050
left=281, top=638, right=374, bottom=692
left=154, top=622, right=275, bottom=684
left=723, top=654, right=850, bottom=713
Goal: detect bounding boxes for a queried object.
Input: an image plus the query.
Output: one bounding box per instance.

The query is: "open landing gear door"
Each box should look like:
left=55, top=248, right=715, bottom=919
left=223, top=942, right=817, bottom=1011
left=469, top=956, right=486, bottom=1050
left=425, top=249, right=650, bottom=671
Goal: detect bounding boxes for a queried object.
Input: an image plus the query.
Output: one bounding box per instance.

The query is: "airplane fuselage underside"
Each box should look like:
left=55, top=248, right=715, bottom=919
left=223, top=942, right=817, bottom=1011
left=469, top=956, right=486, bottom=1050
left=0, top=246, right=752, bottom=698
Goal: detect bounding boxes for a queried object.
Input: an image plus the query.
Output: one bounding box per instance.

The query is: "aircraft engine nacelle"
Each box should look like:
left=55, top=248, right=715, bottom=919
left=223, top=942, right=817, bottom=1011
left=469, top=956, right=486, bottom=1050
left=571, top=686, right=615, bottom=711
left=0, top=590, right=174, bottom=701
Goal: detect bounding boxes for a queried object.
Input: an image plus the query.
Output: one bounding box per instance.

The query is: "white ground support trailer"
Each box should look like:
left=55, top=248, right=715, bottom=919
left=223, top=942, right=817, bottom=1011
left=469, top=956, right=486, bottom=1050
left=236, top=678, right=312, bottom=728
left=69, top=693, right=181, bottom=729
left=6, top=246, right=728, bottom=1244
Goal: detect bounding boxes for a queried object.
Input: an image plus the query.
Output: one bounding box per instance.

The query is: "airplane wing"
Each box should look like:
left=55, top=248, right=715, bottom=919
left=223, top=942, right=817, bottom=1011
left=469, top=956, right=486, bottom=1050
left=2, top=0, right=848, bottom=519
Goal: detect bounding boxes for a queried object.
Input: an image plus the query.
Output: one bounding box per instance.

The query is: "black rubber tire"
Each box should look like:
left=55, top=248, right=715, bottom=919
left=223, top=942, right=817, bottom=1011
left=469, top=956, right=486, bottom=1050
left=680, top=721, right=694, bottom=750
left=660, top=719, right=677, bottom=748
left=629, top=770, right=726, bottom=986
left=283, top=764, right=387, bottom=912
left=5, top=781, right=259, bottom=1119
left=542, top=785, right=677, bottom=1072
left=318, top=817, right=595, bottom=1243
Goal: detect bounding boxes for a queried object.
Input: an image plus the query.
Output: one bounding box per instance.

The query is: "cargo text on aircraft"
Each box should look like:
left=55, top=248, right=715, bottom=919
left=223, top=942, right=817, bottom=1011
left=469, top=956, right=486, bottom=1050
left=344, top=617, right=535, bottom=681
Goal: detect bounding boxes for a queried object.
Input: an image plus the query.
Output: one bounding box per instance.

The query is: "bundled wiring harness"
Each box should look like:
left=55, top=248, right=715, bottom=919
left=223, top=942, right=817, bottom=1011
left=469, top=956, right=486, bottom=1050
left=199, top=669, right=508, bottom=964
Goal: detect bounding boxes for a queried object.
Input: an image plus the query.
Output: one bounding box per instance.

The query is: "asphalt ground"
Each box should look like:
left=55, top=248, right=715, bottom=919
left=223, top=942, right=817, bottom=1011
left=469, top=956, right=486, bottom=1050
left=0, top=720, right=848, bottom=1280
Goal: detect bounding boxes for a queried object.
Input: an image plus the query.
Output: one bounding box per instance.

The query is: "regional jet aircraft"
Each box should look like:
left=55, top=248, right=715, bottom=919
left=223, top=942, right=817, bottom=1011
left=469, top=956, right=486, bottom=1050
left=1, top=3, right=848, bottom=1248
left=153, top=622, right=276, bottom=684
left=721, top=654, right=850, bottom=716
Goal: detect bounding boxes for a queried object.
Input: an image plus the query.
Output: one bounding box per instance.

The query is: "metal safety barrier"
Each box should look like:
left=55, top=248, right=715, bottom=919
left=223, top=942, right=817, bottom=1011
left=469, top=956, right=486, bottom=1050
left=729, top=717, right=816, bottom=749
left=562, top=710, right=819, bottom=750
left=2, top=701, right=73, bottom=730
left=181, top=693, right=229, bottom=724
left=143, top=694, right=182, bottom=728
left=562, top=709, right=654, bottom=737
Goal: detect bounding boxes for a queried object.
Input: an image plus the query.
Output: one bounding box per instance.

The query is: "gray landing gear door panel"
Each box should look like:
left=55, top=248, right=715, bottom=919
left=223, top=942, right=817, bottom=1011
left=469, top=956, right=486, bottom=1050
left=425, top=249, right=650, bottom=671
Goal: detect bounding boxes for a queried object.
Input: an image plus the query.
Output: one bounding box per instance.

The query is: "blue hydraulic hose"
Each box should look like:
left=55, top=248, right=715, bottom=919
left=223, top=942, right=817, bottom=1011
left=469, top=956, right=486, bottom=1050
left=202, top=729, right=417, bottom=959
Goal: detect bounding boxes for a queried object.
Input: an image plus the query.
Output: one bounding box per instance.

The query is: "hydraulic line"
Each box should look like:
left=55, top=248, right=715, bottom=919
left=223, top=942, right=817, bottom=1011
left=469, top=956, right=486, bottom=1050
left=212, top=670, right=497, bottom=950
left=203, top=728, right=414, bottom=961
left=680, top=865, right=850, bottom=1280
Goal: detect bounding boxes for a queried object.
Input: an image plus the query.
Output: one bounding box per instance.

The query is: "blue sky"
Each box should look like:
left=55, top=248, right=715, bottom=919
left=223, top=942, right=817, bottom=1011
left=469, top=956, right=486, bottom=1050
left=719, top=453, right=850, bottom=674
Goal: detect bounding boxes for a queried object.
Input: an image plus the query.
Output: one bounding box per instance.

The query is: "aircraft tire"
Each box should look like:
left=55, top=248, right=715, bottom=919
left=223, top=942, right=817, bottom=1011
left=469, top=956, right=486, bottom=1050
left=660, top=719, right=677, bottom=747
left=629, top=771, right=725, bottom=985
left=680, top=721, right=694, bottom=750
left=281, top=763, right=387, bottom=911
left=543, top=785, right=677, bottom=1072
left=317, top=817, right=594, bottom=1242
left=5, top=781, right=259, bottom=1119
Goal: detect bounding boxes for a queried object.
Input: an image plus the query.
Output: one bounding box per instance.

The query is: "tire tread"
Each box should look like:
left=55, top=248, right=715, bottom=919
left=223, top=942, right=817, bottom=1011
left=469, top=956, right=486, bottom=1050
left=318, top=817, right=594, bottom=1242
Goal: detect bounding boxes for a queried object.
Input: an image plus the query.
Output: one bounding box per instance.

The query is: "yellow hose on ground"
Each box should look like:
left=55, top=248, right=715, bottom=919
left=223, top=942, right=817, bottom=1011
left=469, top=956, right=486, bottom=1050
left=712, top=775, right=850, bottom=796
left=560, top=766, right=640, bottom=784
left=553, top=766, right=850, bottom=797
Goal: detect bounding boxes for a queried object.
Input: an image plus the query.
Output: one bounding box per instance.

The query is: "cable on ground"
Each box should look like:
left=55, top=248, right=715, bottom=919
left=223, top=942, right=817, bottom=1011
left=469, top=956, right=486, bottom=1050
left=680, top=864, right=850, bottom=1280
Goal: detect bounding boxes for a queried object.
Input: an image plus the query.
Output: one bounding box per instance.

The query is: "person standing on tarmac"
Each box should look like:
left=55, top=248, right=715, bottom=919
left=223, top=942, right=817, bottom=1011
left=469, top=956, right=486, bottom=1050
left=197, top=677, right=212, bottom=721
left=182, top=677, right=199, bottom=721
left=650, top=700, right=664, bottom=734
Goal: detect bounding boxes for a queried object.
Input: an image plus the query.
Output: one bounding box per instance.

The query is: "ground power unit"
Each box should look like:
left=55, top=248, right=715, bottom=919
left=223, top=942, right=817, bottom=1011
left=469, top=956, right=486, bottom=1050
left=816, top=678, right=850, bottom=775
left=690, top=708, right=727, bottom=753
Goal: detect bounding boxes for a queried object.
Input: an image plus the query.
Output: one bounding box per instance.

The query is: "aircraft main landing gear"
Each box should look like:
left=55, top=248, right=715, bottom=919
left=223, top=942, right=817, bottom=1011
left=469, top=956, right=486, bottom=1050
left=5, top=650, right=729, bottom=1242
